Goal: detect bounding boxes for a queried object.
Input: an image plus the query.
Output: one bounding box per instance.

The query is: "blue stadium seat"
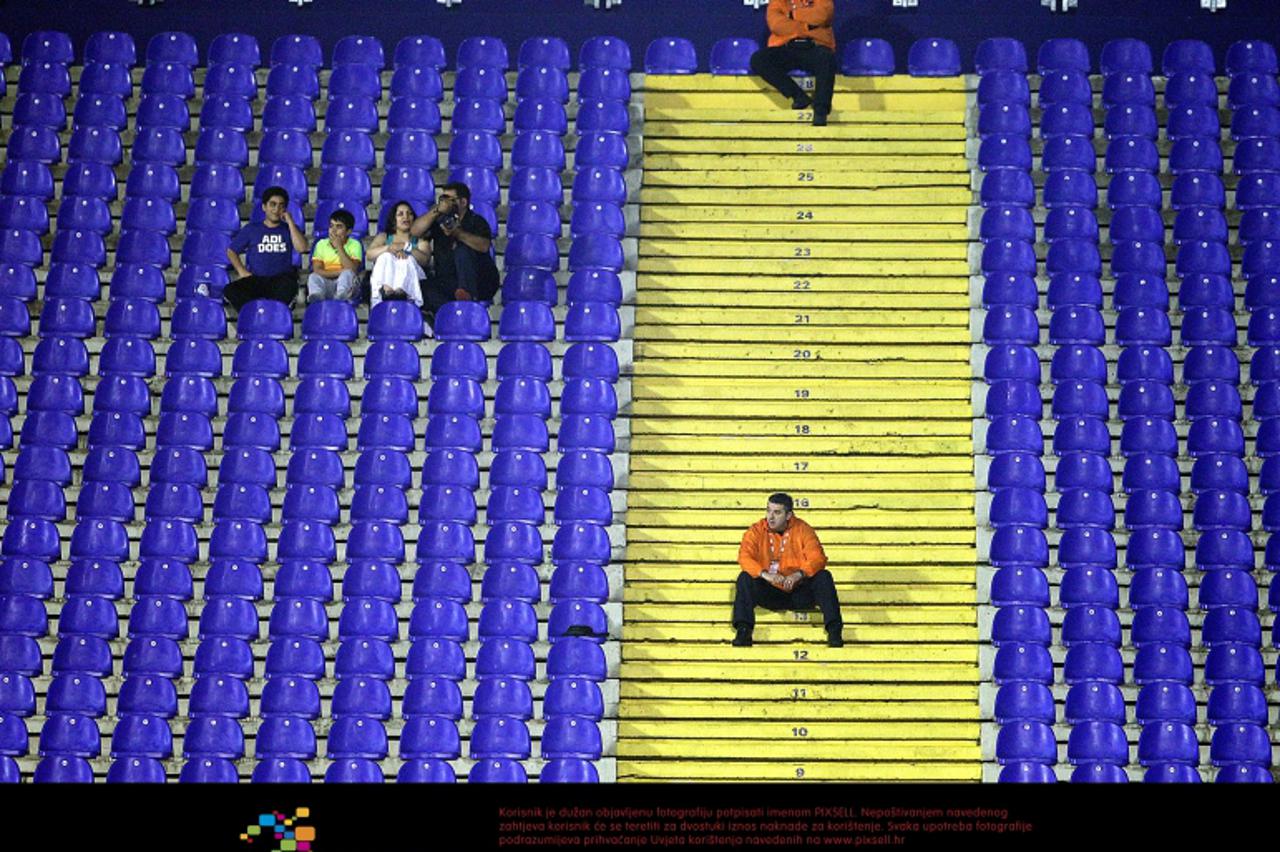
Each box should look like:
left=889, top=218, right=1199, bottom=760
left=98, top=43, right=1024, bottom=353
left=106, top=757, right=167, bottom=783
left=1064, top=721, right=1126, bottom=767
left=67, top=127, right=122, bottom=167
left=33, top=756, right=93, bottom=783
left=1211, top=723, right=1272, bottom=766
left=39, top=713, right=102, bottom=757
left=1208, top=684, right=1268, bottom=726
left=995, top=721, right=1055, bottom=763
left=399, top=717, right=461, bottom=760
left=1039, top=70, right=1092, bottom=107
left=645, top=37, right=696, bottom=74
left=1131, top=606, right=1192, bottom=647
left=177, top=756, right=239, bottom=783
left=513, top=35, right=570, bottom=72
left=141, top=61, right=194, bottom=97
left=1227, top=39, right=1279, bottom=75
left=18, top=61, right=71, bottom=97
left=1163, top=39, right=1214, bottom=74
left=1134, top=683, right=1197, bottom=726
left=484, top=521, right=545, bottom=564
left=203, top=62, right=257, bottom=99
left=1164, top=72, right=1217, bottom=109
left=486, top=486, right=545, bottom=525
left=1038, top=38, right=1090, bottom=73
left=134, top=94, right=190, bottom=131
left=908, top=37, right=960, bottom=76
left=261, top=95, right=316, bottom=132
left=386, top=96, right=441, bottom=132
left=266, top=63, right=319, bottom=99
left=50, top=636, right=110, bottom=678
left=1, top=162, right=55, bottom=201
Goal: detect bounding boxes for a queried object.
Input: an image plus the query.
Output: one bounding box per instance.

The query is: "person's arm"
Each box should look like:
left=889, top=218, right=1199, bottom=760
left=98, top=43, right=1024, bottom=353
left=451, top=221, right=491, bottom=254
left=335, top=238, right=361, bottom=273
left=737, top=524, right=767, bottom=579
left=767, top=0, right=805, bottom=40
left=796, top=523, right=828, bottom=577
left=226, top=247, right=250, bottom=279
left=795, top=0, right=835, bottom=29
left=310, top=245, right=339, bottom=279
left=365, top=233, right=391, bottom=262
left=282, top=210, right=308, bottom=253
left=409, top=201, right=446, bottom=238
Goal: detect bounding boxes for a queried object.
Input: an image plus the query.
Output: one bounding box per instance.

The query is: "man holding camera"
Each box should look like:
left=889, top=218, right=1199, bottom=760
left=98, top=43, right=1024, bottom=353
left=750, top=0, right=838, bottom=126
left=410, top=182, right=500, bottom=323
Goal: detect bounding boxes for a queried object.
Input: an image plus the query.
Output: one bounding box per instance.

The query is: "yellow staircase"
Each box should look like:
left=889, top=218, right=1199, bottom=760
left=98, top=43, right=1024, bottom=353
left=617, top=75, right=981, bottom=782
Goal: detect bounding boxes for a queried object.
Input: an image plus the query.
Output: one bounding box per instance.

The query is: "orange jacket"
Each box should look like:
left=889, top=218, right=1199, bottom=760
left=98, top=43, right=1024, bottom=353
left=738, top=515, right=829, bottom=585
left=766, top=0, right=836, bottom=52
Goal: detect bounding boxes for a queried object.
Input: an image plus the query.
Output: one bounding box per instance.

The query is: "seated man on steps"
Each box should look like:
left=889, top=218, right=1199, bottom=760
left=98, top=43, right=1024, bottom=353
left=749, top=0, right=838, bottom=127
left=409, top=182, right=500, bottom=324
left=222, top=186, right=308, bottom=312
left=733, top=492, right=844, bottom=647
left=306, top=208, right=363, bottom=304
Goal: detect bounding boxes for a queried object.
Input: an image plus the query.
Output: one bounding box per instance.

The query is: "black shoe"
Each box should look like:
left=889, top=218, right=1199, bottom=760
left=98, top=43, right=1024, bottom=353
left=733, top=628, right=753, bottom=647
left=827, top=629, right=844, bottom=648
left=813, top=111, right=829, bottom=127
left=791, top=93, right=813, bottom=110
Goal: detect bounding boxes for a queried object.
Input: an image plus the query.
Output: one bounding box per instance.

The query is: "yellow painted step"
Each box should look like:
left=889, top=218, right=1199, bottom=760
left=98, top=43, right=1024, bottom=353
left=633, top=325, right=971, bottom=345
left=621, top=624, right=979, bottom=643
left=629, top=403, right=973, bottom=423
left=625, top=583, right=974, bottom=606
left=632, top=360, right=972, bottom=380
left=637, top=258, right=973, bottom=277
left=640, top=185, right=972, bottom=205
left=628, top=474, right=974, bottom=494
left=616, top=739, right=980, bottom=761
left=644, top=169, right=968, bottom=189
left=627, top=509, right=974, bottom=531
left=628, top=505, right=974, bottom=526
left=631, top=414, right=973, bottom=436
left=631, top=455, right=973, bottom=473
left=643, top=121, right=968, bottom=141
left=636, top=306, right=968, bottom=328
left=618, top=720, right=977, bottom=740
left=636, top=274, right=971, bottom=294
left=629, top=435, right=974, bottom=455
left=627, top=491, right=973, bottom=511
left=620, top=680, right=978, bottom=702
left=637, top=222, right=971, bottom=244
left=624, top=603, right=975, bottom=624
left=616, top=761, right=981, bottom=782
left=634, top=341, right=972, bottom=363
left=643, top=137, right=968, bottom=156
left=642, top=75, right=968, bottom=93
left=645, top=98, right=965, bottom=117
left=618, top=699, right=979, bottom=721
left=639, top=241, right=968, bottom=262
left=632, top=377, right=969, bottom=400
left=628, top=528, right=975, bottom=546
left=642, top=153, right=967, bottom=172
left=640, top=205, right=969, bottom=224
left=619, top=757, right=977, bottom=777
left=622, top=660, right=977, bottom=683
left=623, top=642, right=974, bottom=663
left=626, top=544, right=978, bottom=565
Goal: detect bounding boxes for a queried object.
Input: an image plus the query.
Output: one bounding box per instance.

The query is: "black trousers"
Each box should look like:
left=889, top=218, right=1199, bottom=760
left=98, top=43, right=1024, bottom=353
left=732, top=570, right=843, bottom=634
left=423, top=244, right=500, bottom=315
left=223, top=271, right=298, bottom=312
left=749, top=42, right=837, bottom=116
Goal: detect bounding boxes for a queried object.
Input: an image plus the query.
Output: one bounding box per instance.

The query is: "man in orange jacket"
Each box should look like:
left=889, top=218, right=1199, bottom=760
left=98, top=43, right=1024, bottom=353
left=733, top=492, right=844, bottom=647
left=749, top=0, right=838, bottom=126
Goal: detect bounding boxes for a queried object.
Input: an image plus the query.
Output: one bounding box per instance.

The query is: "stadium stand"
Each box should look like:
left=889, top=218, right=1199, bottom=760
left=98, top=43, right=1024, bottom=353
left=0, top=19, right=1278, bottom=786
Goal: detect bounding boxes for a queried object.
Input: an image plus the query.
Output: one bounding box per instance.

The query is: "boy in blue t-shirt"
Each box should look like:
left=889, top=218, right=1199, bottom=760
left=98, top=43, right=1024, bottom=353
left=222, top=186, right=308, bottom=311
